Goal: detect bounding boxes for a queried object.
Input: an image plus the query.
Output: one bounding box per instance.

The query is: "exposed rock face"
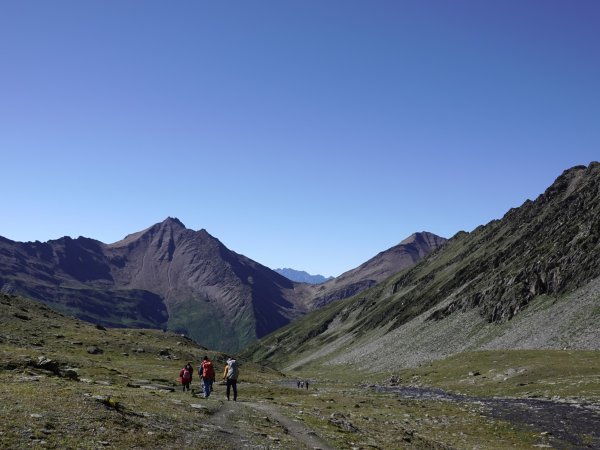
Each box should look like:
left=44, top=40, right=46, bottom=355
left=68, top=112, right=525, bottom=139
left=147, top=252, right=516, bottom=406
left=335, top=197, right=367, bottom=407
left=242, top=162, right=600, bottom=368
left=426, top=162, right=600, bottom=324
left=0, top=217, right=444, bottom=352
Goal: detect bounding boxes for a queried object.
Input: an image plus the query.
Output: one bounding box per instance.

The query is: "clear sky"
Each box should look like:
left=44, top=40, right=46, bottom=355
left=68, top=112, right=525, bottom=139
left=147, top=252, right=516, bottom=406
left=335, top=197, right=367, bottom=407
left=1, top=1, right=598, bottom=277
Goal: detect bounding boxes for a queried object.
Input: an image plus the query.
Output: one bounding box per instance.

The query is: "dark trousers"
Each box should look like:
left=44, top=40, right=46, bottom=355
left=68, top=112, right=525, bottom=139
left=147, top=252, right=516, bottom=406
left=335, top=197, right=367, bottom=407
left=226, top=379, right=237, bottom=401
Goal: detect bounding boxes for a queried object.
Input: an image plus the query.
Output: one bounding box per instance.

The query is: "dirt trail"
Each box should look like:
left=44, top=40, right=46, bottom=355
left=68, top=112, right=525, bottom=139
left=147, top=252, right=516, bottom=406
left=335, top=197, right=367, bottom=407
left=376, top=385, right=600, bottom=449
left=247, top=401, right=334, bottom=450
left=205, top=399, right=333, bottom=450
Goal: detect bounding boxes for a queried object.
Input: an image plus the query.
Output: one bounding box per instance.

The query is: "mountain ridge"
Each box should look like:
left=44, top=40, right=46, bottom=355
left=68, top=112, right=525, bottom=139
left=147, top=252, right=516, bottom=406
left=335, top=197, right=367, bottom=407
left=0, top=218, right=442, bottom=352
left=242, top=162, right=600, bottom=370
left=304, top=231, right=447, bottom=309
left=274, top=268, right=333, bottom=284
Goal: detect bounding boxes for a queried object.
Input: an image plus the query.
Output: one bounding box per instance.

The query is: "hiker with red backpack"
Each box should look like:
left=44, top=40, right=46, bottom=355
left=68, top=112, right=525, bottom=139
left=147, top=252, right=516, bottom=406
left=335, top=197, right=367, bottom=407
left=179, top=362, right=193, bottom=392
left=199, top=355, right=215, bottom=398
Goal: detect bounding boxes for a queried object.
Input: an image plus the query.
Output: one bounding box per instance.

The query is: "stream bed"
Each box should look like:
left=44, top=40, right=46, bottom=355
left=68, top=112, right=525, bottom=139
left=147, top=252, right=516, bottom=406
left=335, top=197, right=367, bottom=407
left=374, top=385, right=600, bottom=449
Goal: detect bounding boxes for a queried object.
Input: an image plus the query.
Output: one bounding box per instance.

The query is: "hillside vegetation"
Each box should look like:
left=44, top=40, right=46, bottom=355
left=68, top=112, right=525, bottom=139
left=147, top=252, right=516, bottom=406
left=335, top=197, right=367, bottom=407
left=3, top=292, right=600, bottom=449
left=242, top=163, right=600, bottom=371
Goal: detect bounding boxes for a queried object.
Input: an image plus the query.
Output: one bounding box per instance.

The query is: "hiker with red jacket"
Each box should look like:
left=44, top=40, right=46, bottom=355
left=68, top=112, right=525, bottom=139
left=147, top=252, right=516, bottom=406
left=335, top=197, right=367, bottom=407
left=179, top=362, right=193, bottom=392
left=199, top=355, right=215, bottom=398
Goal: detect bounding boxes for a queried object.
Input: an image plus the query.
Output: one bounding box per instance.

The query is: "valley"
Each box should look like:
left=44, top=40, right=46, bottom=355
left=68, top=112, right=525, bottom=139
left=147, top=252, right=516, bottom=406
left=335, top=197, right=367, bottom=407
left=1, top=293, right=599, bottom=449
left=1, top=163, right=600, bottom=449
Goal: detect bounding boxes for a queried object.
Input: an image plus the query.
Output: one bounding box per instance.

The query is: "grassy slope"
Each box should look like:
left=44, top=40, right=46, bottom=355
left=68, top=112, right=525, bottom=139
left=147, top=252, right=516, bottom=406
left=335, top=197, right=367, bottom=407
left=3, top=293, right=599, bottom=449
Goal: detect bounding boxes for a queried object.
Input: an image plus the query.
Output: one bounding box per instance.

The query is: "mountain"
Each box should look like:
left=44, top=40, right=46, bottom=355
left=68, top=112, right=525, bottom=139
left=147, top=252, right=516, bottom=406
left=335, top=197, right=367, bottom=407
left=243, top=162, right=600, bottom=371
left=274, top=268, right=333, bottom=284
left=303, top=231, right=447, bottom=309
left=0, top=217, right=442, bottom=353
left=0, top=218, right=299, bottom=352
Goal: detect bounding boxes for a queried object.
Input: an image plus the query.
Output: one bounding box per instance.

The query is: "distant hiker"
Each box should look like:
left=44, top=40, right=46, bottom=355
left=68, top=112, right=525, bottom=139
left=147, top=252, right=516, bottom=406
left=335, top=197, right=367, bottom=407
left=179, top=363, right=193, bottom=392
left=305, top=381, right=309, bottom=390
left=300, top=381, right=304, bottom=389
left=200, top=355, right=215, bottom=398
left=223, top=356, right=239, bottom=401
left=297, top=380, right=301, bottom=388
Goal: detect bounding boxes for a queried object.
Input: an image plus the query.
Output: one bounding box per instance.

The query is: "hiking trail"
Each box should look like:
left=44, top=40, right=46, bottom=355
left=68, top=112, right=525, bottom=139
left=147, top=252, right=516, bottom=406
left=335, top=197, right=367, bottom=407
left=204, top=397, right=334, bottom=450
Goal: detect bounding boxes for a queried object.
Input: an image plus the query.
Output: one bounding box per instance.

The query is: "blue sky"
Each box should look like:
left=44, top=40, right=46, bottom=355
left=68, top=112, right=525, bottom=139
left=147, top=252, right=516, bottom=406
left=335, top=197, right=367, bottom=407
left=1, top=1, right=598, bottom=277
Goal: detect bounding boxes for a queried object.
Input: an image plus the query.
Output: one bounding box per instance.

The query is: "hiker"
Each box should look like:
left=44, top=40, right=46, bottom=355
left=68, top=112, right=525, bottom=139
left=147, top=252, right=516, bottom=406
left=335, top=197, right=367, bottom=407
left=305, top=380, right=309, bottom=390
left=223, top=356, right=239, bottom=401
left=179, top=363, right=193, bottom=392
left=297, top=380, right=301, bottom=388
left=200, top=355, right=215, bottom=398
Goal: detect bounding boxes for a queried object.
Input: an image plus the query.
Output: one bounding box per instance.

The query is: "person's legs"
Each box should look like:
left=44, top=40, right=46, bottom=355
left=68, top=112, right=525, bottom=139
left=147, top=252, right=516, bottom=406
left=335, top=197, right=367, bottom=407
left=232, top=380, right=237, bottom=401
left=203, top=378, right=211, bottom=397
left=226, top=379, right=231, bottom=400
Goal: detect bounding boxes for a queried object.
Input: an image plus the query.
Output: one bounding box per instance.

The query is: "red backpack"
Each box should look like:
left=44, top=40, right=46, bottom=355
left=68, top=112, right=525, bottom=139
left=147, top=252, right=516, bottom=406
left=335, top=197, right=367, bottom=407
left=202, top=361, right=215, bottom=379
left=181, top=367, right=191, bottom=382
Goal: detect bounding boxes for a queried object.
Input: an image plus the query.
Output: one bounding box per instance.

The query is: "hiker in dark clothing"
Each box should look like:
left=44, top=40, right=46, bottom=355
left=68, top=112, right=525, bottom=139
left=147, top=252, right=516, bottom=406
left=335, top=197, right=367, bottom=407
left=223, top=356, right=239, bottom=401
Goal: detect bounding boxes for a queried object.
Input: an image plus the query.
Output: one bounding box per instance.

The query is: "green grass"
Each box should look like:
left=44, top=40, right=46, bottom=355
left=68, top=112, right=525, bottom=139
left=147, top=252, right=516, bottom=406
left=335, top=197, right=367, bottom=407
left=369, top=349, right=600, bottom=400
left=2, top=293, right=598, bottom=449
left=168, top=297, right=256, bottom=353
left=240, top=374, right=546, bottom=449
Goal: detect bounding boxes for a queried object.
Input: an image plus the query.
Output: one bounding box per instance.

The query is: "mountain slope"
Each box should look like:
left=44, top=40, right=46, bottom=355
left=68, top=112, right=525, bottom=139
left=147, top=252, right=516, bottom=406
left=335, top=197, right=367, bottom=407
left=274, top=268, right=333, bottom=284
left=304, top=232, right=446, bottom=309
left=243, top=162, right=600, bottom=370
left=0, top=234, right=169, bottom=329
left=0, top=215, right=442, bottom=353
left=0, top=218, right=298, bottom=352
left=105, top=217, right=300, bottom=347
left=0, top=213, right=444, bottom=353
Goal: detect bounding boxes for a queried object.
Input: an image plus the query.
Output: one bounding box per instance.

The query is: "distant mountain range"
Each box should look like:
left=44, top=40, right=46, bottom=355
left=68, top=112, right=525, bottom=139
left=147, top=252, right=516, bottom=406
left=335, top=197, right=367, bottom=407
left=0, top=219, right=443, bottom=352
left=274, top=268, right=333, bottom=284
left=0, top=218, right=298, bottom=352
left=243, top=162, right=600, bottom=371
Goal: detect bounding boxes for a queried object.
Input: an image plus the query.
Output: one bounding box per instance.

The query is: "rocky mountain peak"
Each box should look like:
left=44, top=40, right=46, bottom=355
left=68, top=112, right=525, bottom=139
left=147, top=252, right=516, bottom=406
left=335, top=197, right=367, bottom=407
left=147, top=217, right=187, bottom=237
left=108, top=217, right=187, bottom=248
left=399, top=231, right=447, bottom=248
left=160, top=217, right=186, bottom=229
left=538, top=162, right=598, bottom=204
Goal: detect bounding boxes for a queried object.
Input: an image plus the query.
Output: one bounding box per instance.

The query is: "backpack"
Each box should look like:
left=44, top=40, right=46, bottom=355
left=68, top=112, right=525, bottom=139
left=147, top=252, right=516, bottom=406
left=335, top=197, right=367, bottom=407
left=203, top=361, right=215, bottom=380
left=182, top=367, right=191, bottom=382
left=228, top=360, right=239, bottom=380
